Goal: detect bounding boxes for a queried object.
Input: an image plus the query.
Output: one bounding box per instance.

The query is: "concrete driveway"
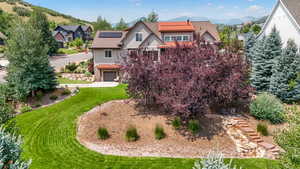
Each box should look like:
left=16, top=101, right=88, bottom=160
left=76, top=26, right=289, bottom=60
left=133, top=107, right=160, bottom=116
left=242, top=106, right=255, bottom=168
left=0, top=52, right=93, bottom=83
left=50, top=52, right=92, bottom=71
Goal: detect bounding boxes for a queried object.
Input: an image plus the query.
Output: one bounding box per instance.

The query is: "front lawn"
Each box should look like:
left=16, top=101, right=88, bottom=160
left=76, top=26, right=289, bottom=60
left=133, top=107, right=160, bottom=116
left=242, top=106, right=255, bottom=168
left=15, top=85, right=279, bottom=169
left=58, top=77, right=92, bottom=84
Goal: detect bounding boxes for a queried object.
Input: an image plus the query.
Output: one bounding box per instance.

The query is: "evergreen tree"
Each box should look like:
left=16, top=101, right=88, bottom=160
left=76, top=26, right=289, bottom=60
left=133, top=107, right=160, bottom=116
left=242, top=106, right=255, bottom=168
left=93, top=16, right=112, bottom=31
left=29, top=10, right=59, bottom=56
left=0, top=84, right=12, bottom=125
left=5, top=20, right=57, bottom=101
left=244, top=33, right=256, bottom=61
left=251, top=27, right=282, bottom=92
left=0, top=127, right=31, bottom=169
left=250, top=36, right=269, bottom=91
left=115, top=18, right=128, bottom=30
left=146, top=11, right=159, bottom=22
left=270, top=40, right=300, bottom=102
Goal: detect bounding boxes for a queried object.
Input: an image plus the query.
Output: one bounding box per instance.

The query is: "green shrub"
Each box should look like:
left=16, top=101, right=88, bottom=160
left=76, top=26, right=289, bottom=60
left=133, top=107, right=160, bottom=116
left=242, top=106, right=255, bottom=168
left=154, top=124, right=166, bottom=140
left=33, top=103, right=42, bottom=108
left=98, top=127, right=110, bottom=140
left=257, top=123, right=269, bottom=136
left=65, top=62, right=78, bottom=72
left=171, top=117, right=181, bottom=130
left=61, top=89, right=71, bottom=96
left=49, top=95, right=58, bottom=100
left=20, top=105, right=32, bottom=113
left=188, top=120, right=201, bottom=135
left=125, top=126, right=139, bottom=142
left=250, top=92, right=285, bottom=124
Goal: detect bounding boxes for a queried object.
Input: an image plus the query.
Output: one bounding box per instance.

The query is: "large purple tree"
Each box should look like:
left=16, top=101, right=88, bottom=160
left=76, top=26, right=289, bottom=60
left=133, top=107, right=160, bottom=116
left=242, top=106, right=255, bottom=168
left=123, top=43, right=252, bottom=121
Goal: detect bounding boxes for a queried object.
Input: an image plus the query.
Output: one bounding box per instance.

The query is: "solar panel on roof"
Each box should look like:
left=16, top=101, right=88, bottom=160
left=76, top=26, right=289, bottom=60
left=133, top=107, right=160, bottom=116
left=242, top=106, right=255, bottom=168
left=99, top=32, right=123, bottom=38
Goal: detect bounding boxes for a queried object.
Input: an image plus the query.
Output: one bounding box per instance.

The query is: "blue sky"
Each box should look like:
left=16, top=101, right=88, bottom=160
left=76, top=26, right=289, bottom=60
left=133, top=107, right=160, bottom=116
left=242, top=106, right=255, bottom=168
left=26, top=0, right=277, bottom=23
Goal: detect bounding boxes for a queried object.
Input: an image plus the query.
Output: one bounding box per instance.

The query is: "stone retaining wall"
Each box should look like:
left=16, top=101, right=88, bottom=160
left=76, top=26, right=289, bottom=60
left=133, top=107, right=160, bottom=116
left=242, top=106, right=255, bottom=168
left=61, top=73, right=95, bottom=82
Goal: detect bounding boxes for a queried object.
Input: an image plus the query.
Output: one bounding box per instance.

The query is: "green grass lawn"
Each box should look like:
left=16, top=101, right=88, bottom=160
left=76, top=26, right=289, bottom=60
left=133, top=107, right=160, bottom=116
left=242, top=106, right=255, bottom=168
left=15, top=85, right=280, bottom=169
left=58, top=77, right=92, bottom=84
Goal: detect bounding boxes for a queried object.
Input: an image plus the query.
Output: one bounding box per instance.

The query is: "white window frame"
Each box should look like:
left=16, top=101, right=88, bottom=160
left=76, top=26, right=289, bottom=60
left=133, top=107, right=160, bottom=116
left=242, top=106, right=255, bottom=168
left=136, top=32, right=143, bottom=42
left=105, top=50, right=112, bottom=58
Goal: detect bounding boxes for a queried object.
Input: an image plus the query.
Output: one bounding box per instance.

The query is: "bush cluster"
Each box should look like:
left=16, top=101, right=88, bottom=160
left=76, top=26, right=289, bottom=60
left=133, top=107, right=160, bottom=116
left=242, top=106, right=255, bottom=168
left=154, top=125, right=166, bottom=140
left=188, top=120, right=201, bottom=135
left=171, top=117, right=181, bottom=130
left=257, top=123, right=269, bottom=136
left=20, top=105, right=32, bottom=113
left=61, top=89, right=71, bottom=96
left=250, top=92, right=285, bottom=124
left=125, top=126, right=139, bottom=142
left=98, top=127, right=110, bottom=140
left=49, top=95, right=58, bottom=101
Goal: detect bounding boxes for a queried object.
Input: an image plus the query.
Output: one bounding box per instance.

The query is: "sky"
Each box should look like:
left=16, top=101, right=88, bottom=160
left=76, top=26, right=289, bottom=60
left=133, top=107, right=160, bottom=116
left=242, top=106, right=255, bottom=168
left=25, top=0, right=277, bottom=23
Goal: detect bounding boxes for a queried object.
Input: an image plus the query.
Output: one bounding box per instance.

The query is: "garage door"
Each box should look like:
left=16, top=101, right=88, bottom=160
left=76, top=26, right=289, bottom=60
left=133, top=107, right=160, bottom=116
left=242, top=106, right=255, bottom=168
left=103, top=71, right=117, bottom=82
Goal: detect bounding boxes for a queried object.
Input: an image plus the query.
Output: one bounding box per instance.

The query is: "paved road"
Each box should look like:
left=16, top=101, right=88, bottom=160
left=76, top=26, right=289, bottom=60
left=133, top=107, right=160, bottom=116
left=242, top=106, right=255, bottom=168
left=50, top=52, right=92, bottom=70
left=0, top=52, right=93, bottom=83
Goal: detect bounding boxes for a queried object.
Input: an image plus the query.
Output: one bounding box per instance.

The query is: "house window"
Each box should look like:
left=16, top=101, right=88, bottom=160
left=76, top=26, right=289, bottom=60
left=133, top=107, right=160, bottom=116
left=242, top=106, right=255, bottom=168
left=183, top=35, right=189, bottom=41
left=164, top=36, right=171, bottom=42
left=136, top=32, right=143, bottom=41
left=176, top=36, right=182, bottom=41
left=105, top=50, right=112, bottom=58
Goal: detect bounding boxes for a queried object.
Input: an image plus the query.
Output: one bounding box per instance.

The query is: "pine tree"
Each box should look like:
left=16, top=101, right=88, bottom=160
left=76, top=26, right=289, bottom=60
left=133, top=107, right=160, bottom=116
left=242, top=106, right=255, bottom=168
left=5, top=20, right=57, bottom=101
left=244, top=33, right=256, bottom=62
left=146, top=11, right=159, bottom=22
left=0, top=127, right=31, bottom=169
left=250, top=36, right=268, bottom=91
left=115, top=18, right=128, bottom=30
left=29, top=10, right=59, bottom=56
left=93, top=16, right=112, bottom=31
left=270, top=40, right=300, bottom=102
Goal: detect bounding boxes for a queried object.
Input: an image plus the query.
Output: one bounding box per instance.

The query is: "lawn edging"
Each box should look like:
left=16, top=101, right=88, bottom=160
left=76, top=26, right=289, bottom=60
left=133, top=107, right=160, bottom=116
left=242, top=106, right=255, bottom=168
left=15, top=85, right=280, bottom=169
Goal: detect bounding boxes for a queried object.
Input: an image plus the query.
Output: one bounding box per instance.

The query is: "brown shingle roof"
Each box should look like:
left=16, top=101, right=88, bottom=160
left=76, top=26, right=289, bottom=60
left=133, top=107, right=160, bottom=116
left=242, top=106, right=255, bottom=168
left=0, top=32, right=7, bottom=40
left=191, top=21, right=220, bottom=42
left=281, top=0, right=300, bottom=27
left=91, top=31, right=127, bottom=49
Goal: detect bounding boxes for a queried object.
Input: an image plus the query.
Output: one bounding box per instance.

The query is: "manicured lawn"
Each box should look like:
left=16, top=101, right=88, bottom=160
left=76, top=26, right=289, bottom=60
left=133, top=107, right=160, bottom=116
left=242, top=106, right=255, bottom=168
left=15, top=85, right=279, bottom=169
left=58, top=77, right=92, bottom=84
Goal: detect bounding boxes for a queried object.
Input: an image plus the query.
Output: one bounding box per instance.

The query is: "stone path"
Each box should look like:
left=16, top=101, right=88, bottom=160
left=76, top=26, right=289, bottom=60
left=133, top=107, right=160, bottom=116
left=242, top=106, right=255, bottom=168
left=225, top=117, right=281, bottom=159
left=58, top=82, right=119, bottom=88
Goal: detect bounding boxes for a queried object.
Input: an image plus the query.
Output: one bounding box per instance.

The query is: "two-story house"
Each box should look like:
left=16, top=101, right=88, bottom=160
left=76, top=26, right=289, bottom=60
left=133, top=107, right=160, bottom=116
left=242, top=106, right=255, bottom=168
left=53, top=25, right=93, bottom=44
left=91, top=21, right=220, bottom=82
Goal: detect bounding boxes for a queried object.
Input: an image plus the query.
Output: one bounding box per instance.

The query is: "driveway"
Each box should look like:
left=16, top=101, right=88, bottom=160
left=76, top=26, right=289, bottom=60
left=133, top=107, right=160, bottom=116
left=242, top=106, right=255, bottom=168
left=50, top=52, right=92, bottom=70
left=0, top=52, right=93, bottom=83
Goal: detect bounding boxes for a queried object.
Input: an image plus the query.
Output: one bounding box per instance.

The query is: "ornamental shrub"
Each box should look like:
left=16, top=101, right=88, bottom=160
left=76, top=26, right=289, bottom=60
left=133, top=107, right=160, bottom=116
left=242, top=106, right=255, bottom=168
left=172, top=117, right=181, bottom=130
left=154, top=124, right=166, bottom=140
left=188, top=120, right=201, bottom=135
left=49, top=95, right=58, bottom=100
left=125, top=126, right=139, bottom=142
left=257, top=123, right=269, bottom=136
left=20, top=105, right=32, bottom=113
left=193, top=152, right=239, bottom=169
left=98, top=127, right=110, bottom=140
left=250, top=92, right=285, bottom=124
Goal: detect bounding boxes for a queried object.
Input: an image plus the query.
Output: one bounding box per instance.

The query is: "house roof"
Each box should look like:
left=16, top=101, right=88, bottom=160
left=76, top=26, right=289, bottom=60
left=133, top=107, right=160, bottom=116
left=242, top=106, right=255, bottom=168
left=81, top=25, right=92, bottom=32
left=281, top=0, right=300, bottom=27
left=91, top=31, right=127, bottom=49
left=158, top=21, right=195, bottom=32
left=191, top=21, right=220, bottom=42
left=0, top=32, right=7, bottom=40
left=58, top=25, right=81, bottom=32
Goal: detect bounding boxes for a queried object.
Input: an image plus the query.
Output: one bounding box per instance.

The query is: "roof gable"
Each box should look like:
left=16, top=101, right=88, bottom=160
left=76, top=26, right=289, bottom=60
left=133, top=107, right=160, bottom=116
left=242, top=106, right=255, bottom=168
left=281, top=0, right=300, bottom=28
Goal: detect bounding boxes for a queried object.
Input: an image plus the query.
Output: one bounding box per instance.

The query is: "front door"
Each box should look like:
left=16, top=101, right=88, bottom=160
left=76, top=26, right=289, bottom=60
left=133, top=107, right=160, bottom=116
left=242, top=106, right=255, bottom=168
left=103, top=71, right=117, bottom=82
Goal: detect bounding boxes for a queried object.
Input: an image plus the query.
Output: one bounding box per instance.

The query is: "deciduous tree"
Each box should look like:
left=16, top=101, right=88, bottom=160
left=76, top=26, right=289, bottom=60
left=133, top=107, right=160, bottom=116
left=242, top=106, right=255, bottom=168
left=115, top=18, right=128, bottom=30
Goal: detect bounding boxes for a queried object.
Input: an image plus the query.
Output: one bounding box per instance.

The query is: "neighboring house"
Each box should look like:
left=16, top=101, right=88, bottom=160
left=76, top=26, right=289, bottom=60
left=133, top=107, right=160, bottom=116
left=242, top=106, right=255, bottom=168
left=53, top=25, right=93, bottom=43
left=52, top=31, right=65, bottom=48
left=0, top=32, right=7, bottom=46
left=91, top=20, right=220, bottom=82
left=259, top=0, right=300, bottom=47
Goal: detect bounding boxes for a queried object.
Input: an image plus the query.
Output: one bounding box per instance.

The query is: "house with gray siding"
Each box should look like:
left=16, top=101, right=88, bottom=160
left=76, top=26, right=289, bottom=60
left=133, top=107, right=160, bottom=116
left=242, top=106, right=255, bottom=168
left=91, top=21, right=220, bottom=82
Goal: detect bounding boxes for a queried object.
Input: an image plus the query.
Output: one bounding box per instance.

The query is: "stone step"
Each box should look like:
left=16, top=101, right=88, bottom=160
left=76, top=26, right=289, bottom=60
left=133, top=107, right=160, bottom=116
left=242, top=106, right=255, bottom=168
left=270, top=147, right=280, bottom=153
left=248, top=133, right=259, bottom=136
left=249, top=135, right=261, bottom=140
left=258, top=142, right=276, bottom=150
left=251, top=137, right=264, bottom=143
left=240, top=127, right=256, bottom=133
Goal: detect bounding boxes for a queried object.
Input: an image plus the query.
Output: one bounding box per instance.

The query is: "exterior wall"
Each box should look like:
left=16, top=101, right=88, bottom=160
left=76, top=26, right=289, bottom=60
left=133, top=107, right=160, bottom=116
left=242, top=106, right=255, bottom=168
left=261, top=2, right=300, bottom=47
left=161, top=32, right=194, bottom=41
left=140, top=34, right=163, bottom=50
left=123, top=23, right=152, bottom=49
left=93, top=49, right=122, bottom=65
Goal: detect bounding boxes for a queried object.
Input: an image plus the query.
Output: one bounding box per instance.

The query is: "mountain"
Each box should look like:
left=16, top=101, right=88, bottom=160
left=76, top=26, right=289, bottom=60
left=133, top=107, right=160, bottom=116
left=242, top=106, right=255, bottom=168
left=167, top=16, right=263, bottom=25
left=0, top=0, right=90, bottom=24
